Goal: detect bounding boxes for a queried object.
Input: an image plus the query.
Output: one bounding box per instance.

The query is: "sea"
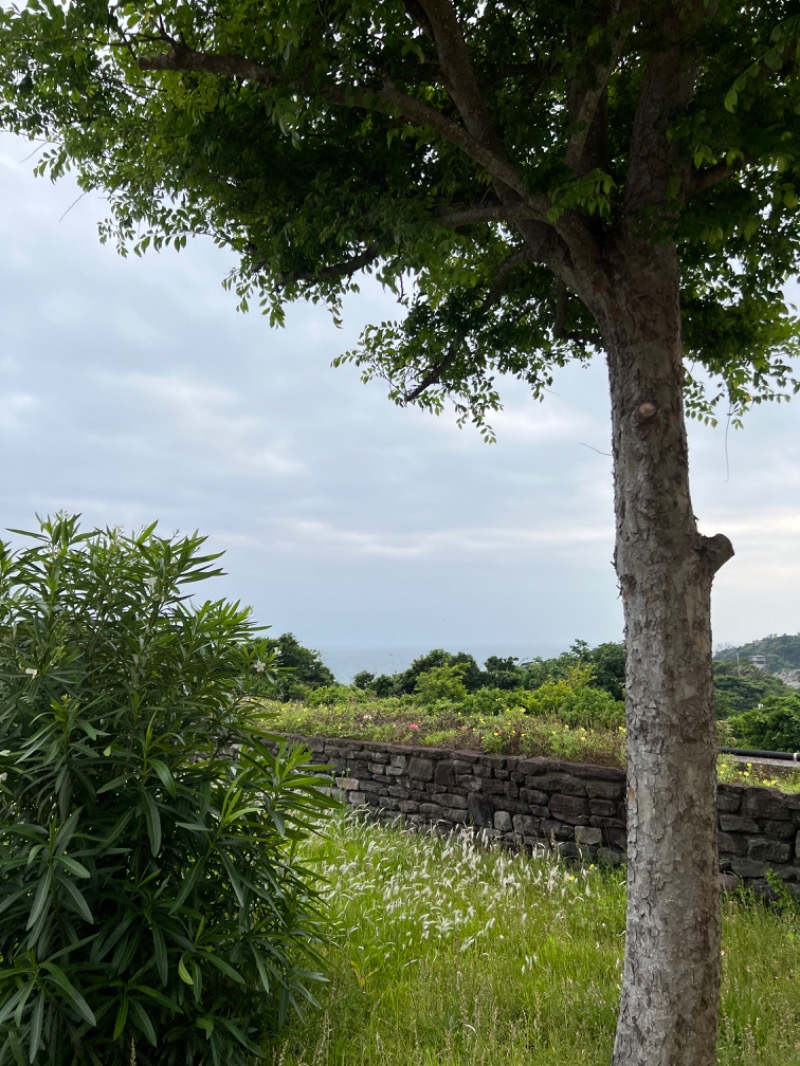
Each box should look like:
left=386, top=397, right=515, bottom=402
left=317, top=642, right=568, bottom=685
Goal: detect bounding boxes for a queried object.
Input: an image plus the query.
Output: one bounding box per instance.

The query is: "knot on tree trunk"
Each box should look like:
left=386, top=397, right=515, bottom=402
left=696, top=532, right=735, bottom=575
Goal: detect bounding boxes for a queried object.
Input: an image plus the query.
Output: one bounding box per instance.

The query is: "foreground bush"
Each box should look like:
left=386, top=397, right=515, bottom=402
left=0, top=515, right=335, bottom=1066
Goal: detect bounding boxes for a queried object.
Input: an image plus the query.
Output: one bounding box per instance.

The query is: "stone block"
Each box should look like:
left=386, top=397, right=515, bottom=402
left=715, top=785, right=742, bottom=813
left=743, top=788, right=790, bottom=820
left=575, top=826, right=603, bottom=847
left=467, top=793, right=495, bottom=828
left=456, top=775, right=484, bottom=793
left=585, top=779, right=626, bottom=800
left=533, top=773, right=588, bottom=797
left=513, top=814, right=543, bottom=837
left=520, top=788, right=549, bottom=806
left=397, top=800, right=419, bottom=813
left=718, top=831, right=747, bottom=857
left=543, top=819, right=573, bottom=842
left=763, top=819, right=796, bottom=840
left=408, top=756, right=435, bottom=781
left=549, top=793, right=591, bottom=824
left=494, top=811, right=513, bottom=833
left=719, top=814, right=760, bottom=833
left=747, top=838, right=792, bottom=864
left=335, top=777, right=359, bottom=791
left=390, top=755, right=408, bottom=769
left=348, top=792, right=367, bottom=806
left=367, top=762, right=387, bottom=776
left=598, top=847, right=624, bottom=866
left=730, top=857, right=768, bottom=879
left=589, top=798, right=617, bottom=817
left=435, top=761, right=456, bottom=788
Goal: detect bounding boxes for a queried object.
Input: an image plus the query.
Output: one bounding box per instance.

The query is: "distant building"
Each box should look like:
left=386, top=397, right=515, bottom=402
left=750, top=655, right=767, bottom=669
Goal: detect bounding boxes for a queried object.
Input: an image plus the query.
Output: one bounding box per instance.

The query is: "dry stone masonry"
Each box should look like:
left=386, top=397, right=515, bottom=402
left=283, top=735, right=800, bottom=897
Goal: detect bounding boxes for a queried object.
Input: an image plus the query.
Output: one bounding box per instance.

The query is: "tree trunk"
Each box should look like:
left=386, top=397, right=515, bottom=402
left=594, top=234, right=734, bottom=1066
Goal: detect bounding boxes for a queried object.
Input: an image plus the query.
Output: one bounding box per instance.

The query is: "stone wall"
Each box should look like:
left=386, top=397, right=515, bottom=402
left=285, top=734, right=800, bottom=897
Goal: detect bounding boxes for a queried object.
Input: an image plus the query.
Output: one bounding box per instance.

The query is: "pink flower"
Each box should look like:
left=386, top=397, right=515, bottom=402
left=409, top=723, right=419, bottom=730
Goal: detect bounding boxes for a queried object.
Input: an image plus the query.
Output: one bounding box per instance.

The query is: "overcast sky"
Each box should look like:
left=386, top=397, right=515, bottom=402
left=1, top=130, right=798, bottom=666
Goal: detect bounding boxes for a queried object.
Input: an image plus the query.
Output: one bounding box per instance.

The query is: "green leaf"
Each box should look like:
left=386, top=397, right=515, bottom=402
left=177, top=955, right=194, bottom=986
left=127, top=999, right=157, bottom=1046
left=57, top=855, right=91, bottom=878
left=59, top=876, right=94, bottom=924
left=29, top=994, right=45, bottom=1062
left=112, top=996, right=128, bottom=1041
left=142, top=791, right=162, bottom=857
left=150, top=758, right=176, bottom=797
left=26, top=869, right=53, bottom=932
left=41, top=963, right=97, bottom=1026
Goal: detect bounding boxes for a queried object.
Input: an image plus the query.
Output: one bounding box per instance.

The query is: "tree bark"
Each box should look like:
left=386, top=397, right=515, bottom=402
left=592, top=233, right=734, bottom=1066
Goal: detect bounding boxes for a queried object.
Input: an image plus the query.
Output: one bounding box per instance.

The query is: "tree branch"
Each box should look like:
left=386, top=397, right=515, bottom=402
left=269, top=243, right=383, bottom=289
left=137, top=42, right=538, bottom=205
left=403, top=246, right=533, bottom=402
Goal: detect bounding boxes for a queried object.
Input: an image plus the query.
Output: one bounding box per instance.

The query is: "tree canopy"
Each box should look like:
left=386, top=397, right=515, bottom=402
left=1, top=0, right=798, bottom=432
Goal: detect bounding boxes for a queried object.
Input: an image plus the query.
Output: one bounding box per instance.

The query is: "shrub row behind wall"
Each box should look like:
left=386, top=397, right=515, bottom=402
left=281, top=734, right=800, bottom=897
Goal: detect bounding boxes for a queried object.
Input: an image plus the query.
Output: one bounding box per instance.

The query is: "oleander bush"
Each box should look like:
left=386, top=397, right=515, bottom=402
left=0, top=515, right=335, bottom=1066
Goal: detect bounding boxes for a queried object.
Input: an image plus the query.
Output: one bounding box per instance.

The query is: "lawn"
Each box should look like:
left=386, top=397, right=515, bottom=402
left=267, top=813, right=800, bottom=1066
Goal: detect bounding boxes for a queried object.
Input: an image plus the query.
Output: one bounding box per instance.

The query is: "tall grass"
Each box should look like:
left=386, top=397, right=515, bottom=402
left=268, top=814, right=800, bottom=1066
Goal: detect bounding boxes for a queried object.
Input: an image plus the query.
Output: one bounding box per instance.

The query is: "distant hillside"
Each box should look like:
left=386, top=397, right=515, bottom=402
left=714, top=633, right=800, bottom=682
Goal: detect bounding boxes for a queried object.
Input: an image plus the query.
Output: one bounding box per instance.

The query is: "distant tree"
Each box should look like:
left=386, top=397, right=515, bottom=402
left=395, top=649, right=482, bottom=695
left=729, top=694, right=800, bottom=751
left=482, top=655, right=524, bottom=690
left=712, top=660, right=796, bottom=717
left=263, top=633, right=335, bottom=700
left=584, top=642, right=626, bottom=702
left=414, top=662, right=469, bottom=704
left=352, top=670, right=376, bottom=690
left=3, top=3, right=800, bottom=1061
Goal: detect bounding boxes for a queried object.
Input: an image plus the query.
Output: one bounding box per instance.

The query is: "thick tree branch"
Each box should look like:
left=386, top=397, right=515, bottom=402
left=137, top=42, right=538, bottom=205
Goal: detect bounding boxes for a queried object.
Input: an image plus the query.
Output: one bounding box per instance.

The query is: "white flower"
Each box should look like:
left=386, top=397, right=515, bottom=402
left=24, top=667, right=37, bottom=678
left=253, top=659, right=266, bottom=674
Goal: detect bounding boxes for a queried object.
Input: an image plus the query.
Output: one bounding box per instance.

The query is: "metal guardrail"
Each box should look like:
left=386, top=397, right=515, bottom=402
left=719, top=746, right=800, bottom=763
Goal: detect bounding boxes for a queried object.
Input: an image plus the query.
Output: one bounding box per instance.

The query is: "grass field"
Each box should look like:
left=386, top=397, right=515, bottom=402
left=267, top=814, right=800, bottom=1066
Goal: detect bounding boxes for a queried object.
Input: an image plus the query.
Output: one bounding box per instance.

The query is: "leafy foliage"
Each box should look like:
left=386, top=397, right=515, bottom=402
left=712, top=660, right=796, bottom=718
left=728, top=695, right=800, bottom=752
left=0, top=2, right=798, bottom=428
left=257, top=632, right=335, bottom=701
left=0, top=515, right=336, bottom=1066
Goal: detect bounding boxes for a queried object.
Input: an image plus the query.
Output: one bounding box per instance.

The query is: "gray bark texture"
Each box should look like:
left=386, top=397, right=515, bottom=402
left=590, top=234, right=734, bottom=1066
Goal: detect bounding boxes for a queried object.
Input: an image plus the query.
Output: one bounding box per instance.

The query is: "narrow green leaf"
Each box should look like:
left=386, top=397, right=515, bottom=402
left=41, top=963, right=96, bottom=1026
left=128, top=999, right=157, bottom=1046
left=59, top=877, right=94, bottom=924
left=142, top=792, right=162, bottom=856
left=112, top=996, right=128, bottom=1041
left=29, top=994, right=44, bottom=1062
left=150, top=759, right=176, bottom=797
left=204, top=953, right=246, bottom=985
left=57, top=855, right=91, bottom=879
left=151, top=924, right=168, bottom=985
left=26, top=869, right=52, bottom=931
left=178, top=955, right=194, bottom=986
